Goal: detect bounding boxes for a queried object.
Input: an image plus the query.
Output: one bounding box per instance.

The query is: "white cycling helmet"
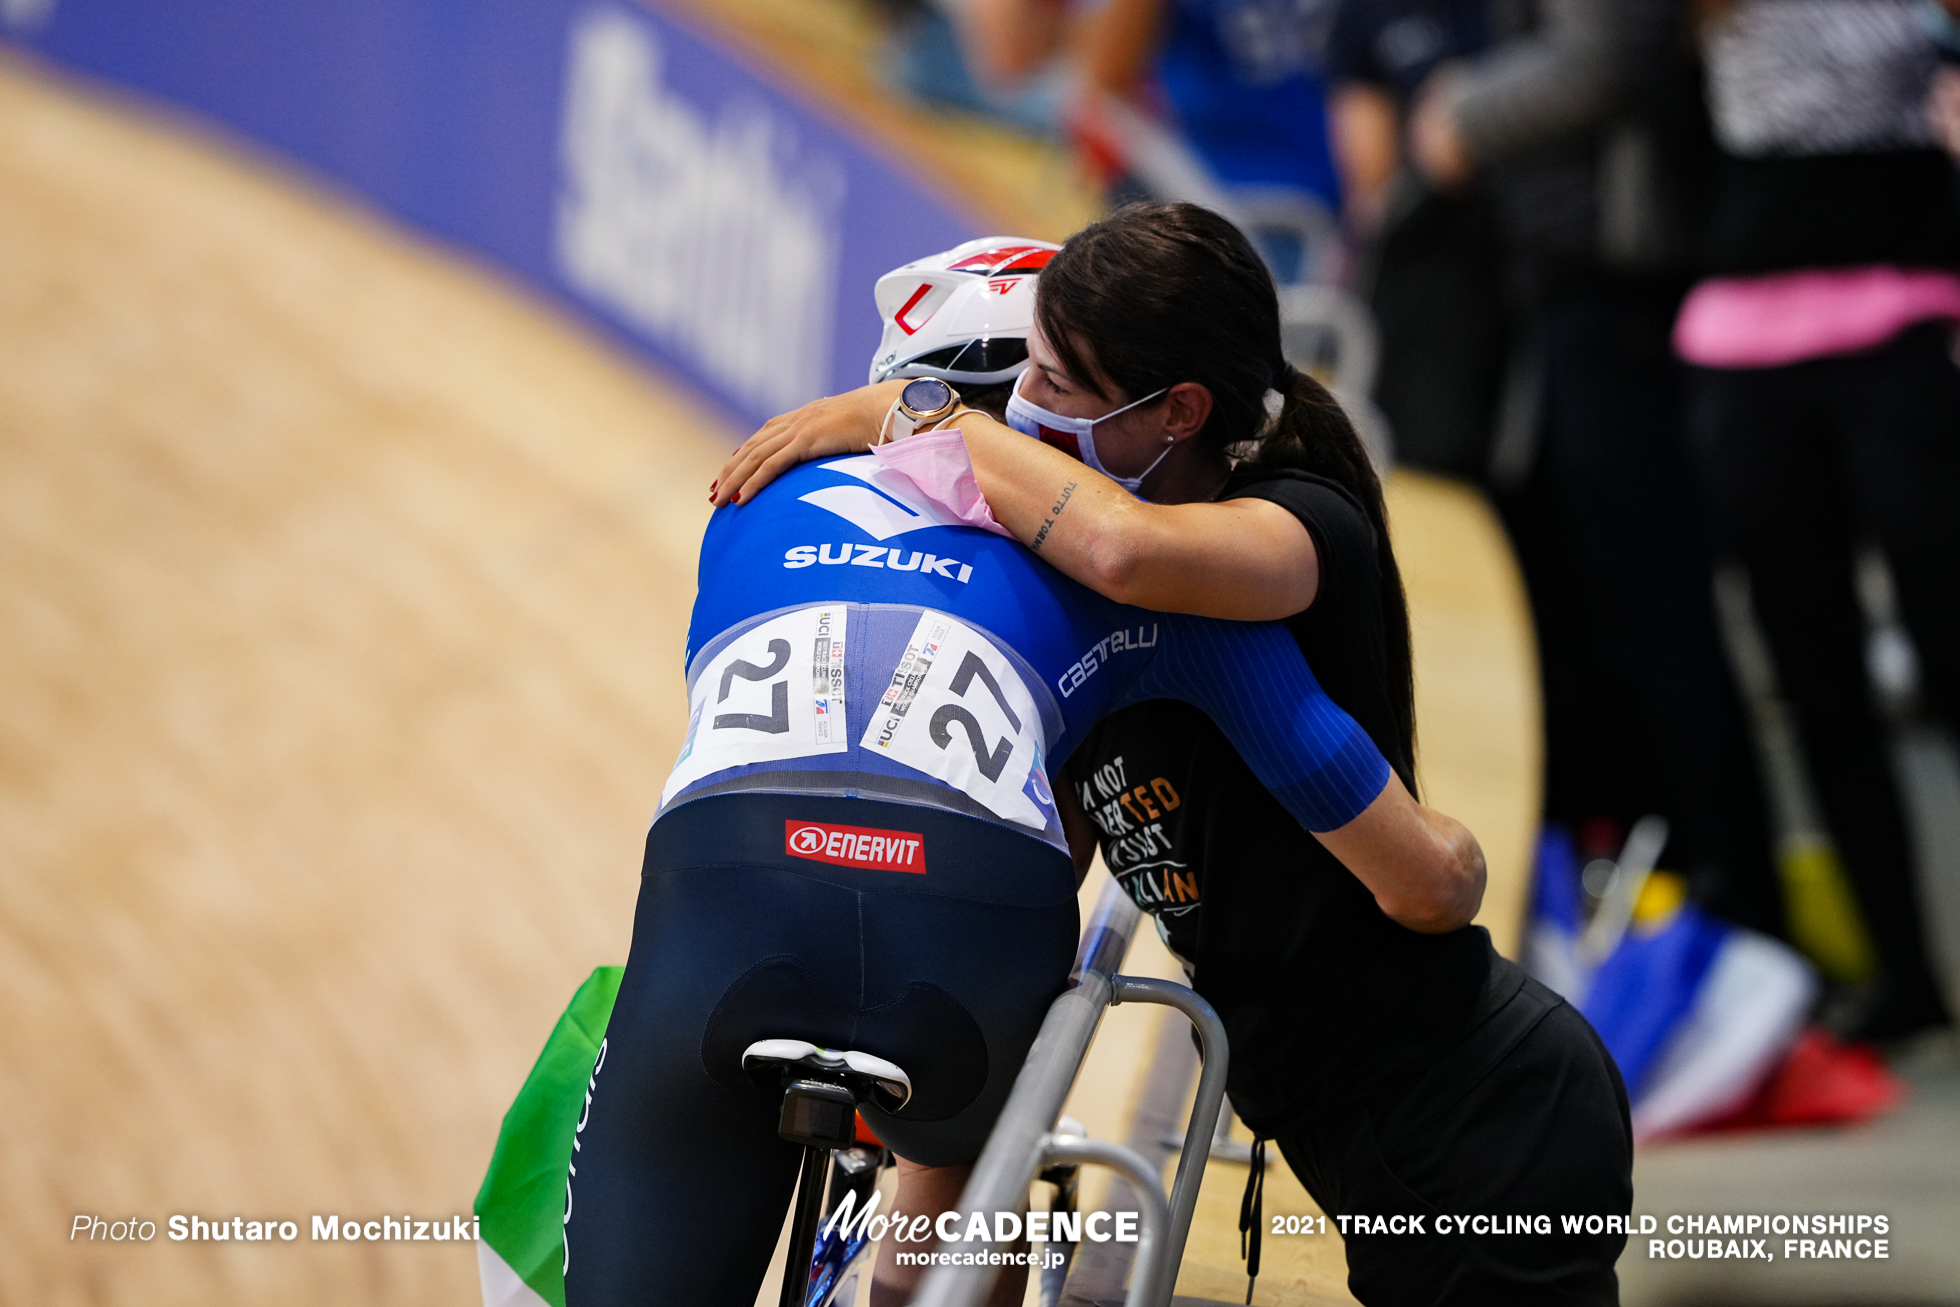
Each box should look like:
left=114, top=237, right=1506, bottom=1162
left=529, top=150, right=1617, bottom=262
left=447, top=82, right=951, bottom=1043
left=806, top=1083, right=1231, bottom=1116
left=867, top=236, right=1060, bottom=386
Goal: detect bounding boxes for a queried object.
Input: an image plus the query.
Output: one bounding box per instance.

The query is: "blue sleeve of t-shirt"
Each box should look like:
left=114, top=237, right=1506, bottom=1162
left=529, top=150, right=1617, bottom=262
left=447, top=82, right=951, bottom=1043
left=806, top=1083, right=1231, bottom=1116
left=1113, top=615, right=1391, bottom=832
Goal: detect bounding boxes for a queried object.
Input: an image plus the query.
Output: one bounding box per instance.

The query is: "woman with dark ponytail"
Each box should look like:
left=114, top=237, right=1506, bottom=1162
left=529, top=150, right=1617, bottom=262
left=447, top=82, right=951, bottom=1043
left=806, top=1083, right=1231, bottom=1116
left=719, top=203, right=1632, bottom=1306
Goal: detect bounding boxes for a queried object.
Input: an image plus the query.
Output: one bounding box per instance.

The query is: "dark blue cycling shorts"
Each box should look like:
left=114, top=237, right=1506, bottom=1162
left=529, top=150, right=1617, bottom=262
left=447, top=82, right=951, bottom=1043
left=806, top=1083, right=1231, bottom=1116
left=562, top=792, right=1079, bottom=1306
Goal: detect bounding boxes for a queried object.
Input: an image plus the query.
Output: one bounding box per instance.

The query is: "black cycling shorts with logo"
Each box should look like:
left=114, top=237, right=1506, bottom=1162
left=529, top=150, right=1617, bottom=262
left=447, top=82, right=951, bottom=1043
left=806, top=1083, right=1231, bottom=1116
left=563, top=792, right=1078, bottom=1307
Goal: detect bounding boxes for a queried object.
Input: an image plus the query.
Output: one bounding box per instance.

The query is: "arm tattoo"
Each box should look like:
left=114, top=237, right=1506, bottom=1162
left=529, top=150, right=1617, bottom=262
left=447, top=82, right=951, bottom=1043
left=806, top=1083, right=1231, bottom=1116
left=1030, top=480, right=1078, bottom=552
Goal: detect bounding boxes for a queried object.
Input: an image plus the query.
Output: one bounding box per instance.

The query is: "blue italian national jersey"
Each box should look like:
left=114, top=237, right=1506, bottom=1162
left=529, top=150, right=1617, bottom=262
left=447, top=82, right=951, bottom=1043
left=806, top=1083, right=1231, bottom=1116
left=666, top=456, right=1388, bottom=852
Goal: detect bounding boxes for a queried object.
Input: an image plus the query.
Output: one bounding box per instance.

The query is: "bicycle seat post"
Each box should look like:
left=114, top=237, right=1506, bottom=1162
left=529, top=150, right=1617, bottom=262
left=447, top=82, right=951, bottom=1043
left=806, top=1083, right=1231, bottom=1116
left=777, top=1077, right=858, bottom=1307
left=742, top=1041, right=911, bottom=1307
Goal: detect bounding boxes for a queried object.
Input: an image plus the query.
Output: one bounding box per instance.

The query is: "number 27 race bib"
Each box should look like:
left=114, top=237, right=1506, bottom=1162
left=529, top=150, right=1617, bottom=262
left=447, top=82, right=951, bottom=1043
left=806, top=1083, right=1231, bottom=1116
left=661, top=606, right=848, bottom=808
left=862, top=613, right=1050, bottom=830
left=660, top=605, right=1052, bottom=832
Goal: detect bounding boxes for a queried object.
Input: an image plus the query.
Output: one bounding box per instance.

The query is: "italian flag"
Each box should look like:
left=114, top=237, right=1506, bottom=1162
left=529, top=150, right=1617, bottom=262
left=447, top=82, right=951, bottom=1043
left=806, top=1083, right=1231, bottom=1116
left=475, top=967, right=623, bottom=1307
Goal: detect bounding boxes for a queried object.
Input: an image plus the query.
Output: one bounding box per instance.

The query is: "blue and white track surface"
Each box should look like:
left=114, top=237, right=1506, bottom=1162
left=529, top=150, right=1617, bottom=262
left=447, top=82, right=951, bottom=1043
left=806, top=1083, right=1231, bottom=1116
left=0, top=22, right=1547, bottom=1305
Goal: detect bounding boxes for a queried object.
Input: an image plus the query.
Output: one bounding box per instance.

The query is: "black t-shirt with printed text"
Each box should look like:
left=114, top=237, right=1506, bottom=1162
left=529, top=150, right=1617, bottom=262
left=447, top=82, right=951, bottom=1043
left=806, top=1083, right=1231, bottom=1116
left=1070, top=469, right=1514, bottom=1132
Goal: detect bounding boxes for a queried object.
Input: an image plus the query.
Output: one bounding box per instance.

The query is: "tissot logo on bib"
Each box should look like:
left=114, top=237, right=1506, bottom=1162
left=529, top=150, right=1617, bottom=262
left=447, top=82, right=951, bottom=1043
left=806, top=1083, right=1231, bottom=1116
left=785, top=820, right=927, bottom=874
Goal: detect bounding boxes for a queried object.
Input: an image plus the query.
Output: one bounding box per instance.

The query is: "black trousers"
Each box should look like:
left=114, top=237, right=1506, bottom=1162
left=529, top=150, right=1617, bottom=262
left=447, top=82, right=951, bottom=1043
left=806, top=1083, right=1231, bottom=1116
left=1499, top=285, right=1783, bottom=934
left=1689, top=323, right=1960, bottom=1031
left=1277, top=974, right=1633, bottom=1305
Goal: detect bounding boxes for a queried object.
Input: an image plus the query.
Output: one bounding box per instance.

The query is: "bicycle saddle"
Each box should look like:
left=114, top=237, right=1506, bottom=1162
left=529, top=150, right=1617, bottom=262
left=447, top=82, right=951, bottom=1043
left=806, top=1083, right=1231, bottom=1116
left=741, top=1039, right=913, bottom=1112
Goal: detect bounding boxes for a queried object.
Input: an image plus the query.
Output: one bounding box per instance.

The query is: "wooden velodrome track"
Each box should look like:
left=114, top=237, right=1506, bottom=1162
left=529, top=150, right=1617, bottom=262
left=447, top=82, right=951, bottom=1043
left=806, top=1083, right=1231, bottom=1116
left=0, top=31, right=1535, bottom=1307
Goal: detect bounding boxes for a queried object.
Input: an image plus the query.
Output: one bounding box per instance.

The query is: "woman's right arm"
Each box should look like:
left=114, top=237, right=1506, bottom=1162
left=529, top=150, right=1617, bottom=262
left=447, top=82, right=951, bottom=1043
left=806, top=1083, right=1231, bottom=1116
left=1317, top=773, right=1487, bottom=934
left=710, top=380, right=903, bottom=504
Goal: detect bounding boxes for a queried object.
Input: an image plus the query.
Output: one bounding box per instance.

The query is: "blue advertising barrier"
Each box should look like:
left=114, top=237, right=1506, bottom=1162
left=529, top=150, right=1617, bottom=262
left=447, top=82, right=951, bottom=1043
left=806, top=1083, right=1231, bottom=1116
left=1, top=0, right=979, bottom=432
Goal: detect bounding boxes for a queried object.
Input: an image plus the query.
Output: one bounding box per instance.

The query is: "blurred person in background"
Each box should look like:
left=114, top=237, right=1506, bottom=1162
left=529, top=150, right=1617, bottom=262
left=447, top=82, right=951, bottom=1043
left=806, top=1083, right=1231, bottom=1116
left=1672, top=0, right=1960, bottom=1042
left=884, top=0, right=1346, bottom=223
left=876, top=0, right=1074, bottom=134
left=1323, top=0, right=1511, bottom=478
left=1074, top=0, right=1344, bottom=214
left=1398, top=0, right=1787, bottom=943
left=1325, top=0, right=1488, bottom=230
left=1934, top=0, right=1960, bottom=155
left=907, top=0, right=1357, bottom=287
left=956, top=0, right=1074, bottom=83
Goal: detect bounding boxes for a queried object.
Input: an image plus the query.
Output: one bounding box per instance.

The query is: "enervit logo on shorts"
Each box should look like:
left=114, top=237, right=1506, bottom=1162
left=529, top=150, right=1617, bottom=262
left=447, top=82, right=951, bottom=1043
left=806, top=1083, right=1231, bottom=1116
left=785, top=820, right=927, bottom=874
left=555, top=7, right=841, bottom=417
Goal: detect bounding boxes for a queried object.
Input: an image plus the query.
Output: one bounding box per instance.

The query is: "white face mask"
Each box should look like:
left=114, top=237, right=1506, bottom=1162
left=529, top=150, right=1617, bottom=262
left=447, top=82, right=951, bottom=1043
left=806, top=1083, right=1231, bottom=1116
left=1004, top=370, right=1172, bottom=493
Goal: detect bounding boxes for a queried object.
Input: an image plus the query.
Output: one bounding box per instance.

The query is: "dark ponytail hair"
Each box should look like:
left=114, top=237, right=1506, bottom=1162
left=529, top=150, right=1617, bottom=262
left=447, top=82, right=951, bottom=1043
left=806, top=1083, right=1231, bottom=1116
left=1036, top=202, right=1416, bottom=768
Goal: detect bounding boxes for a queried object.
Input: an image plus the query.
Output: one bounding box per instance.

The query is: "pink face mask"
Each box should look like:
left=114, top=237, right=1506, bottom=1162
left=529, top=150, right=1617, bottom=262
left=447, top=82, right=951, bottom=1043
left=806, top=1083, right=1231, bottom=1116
left=1004, top=370, right=1171, bottom=493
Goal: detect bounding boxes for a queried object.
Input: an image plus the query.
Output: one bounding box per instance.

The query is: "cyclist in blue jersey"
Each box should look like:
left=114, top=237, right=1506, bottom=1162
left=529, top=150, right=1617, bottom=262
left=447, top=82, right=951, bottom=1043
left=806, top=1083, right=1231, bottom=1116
left=563, top=415, right=1483, bottom=1303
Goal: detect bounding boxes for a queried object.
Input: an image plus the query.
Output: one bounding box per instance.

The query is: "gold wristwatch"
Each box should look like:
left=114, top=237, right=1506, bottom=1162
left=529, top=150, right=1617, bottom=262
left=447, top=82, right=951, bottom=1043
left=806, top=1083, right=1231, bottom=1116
left=882, top=377, right=961, bottom=442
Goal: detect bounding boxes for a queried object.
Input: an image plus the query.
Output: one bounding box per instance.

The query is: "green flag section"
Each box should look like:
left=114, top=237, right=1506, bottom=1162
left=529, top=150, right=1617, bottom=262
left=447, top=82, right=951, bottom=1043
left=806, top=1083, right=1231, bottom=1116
left=475, top=966, right=623, bottom=1307
left=479, top=1239, right=553, bottom=1307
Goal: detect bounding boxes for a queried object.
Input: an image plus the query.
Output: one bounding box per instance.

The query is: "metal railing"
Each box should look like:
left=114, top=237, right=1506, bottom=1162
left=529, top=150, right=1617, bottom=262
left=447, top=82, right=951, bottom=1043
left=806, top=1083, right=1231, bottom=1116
left=912, top=878, right=1229, bottom=1307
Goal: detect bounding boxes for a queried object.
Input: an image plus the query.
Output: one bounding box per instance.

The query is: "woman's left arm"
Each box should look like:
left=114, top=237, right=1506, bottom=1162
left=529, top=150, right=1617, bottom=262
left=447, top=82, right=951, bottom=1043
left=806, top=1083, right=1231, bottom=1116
left=946, top=409, right=1319, bottom=619
left=714, top=392, right=1319, bottom=622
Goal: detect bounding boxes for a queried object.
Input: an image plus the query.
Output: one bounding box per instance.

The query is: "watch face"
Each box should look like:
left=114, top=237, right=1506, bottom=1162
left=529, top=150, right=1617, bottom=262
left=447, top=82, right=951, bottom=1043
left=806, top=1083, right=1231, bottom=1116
left=901, top=377, right=954, bottom=415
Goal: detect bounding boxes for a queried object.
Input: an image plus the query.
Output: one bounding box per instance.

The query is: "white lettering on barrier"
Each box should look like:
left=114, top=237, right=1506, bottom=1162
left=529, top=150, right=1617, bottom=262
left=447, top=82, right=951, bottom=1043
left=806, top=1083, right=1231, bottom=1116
left=0, top=0, right=57, bottom=32
left=556, top=7, right=841, bottom=416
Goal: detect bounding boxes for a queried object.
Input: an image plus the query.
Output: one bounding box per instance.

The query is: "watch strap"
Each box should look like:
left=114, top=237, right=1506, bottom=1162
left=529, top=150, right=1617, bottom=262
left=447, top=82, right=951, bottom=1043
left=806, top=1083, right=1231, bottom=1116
left=880, top=390, right=963, bottom=444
